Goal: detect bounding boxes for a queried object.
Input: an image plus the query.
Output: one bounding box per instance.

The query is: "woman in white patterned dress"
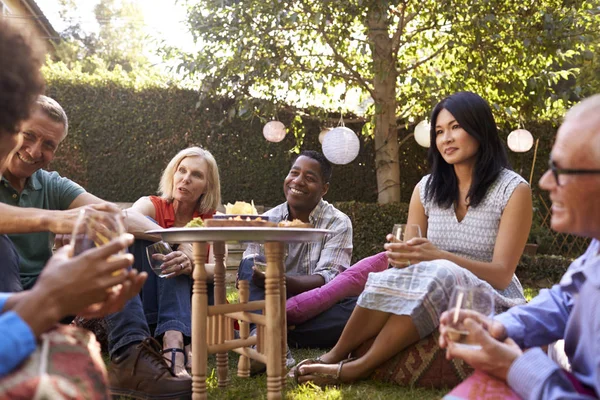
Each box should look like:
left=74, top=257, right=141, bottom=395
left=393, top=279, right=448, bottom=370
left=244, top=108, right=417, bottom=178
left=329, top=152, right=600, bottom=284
left=296, top=91, right=533, bottom=385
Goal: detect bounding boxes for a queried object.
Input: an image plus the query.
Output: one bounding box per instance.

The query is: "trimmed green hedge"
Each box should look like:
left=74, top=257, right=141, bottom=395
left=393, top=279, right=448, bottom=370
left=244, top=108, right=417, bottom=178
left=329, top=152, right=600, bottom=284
left=334, top=201, right=409, bottom=263
left=44, top=76, right=560, bottom=206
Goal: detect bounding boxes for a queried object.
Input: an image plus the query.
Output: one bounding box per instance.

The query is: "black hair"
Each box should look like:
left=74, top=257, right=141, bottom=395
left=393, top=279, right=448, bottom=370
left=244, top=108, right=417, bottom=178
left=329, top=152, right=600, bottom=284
left=0, top=20, right=45, bottom=136
left=294, top=150, right=332, bottom=183
left=425, top=91, right=510, bottom=208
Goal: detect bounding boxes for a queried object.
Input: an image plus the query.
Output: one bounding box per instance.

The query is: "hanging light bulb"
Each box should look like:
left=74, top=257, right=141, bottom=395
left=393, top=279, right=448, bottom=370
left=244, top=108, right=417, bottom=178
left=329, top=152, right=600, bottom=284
left=507, top=129, right=534, bottom=152
left=322, top=127, right=360, bottom=165
left=414, top=120, right=431, bottom=148
left=263, top=121, right=286, bottom=143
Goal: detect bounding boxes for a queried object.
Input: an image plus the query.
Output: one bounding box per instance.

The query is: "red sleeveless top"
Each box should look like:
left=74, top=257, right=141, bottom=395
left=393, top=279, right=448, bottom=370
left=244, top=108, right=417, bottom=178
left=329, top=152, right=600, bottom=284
left=148, top=196, right=215, bottom=260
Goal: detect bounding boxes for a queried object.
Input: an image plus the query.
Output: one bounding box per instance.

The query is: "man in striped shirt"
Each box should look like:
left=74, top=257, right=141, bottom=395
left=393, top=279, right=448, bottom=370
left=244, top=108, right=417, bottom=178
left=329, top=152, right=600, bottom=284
left=239, top=150, right=354, bottom=353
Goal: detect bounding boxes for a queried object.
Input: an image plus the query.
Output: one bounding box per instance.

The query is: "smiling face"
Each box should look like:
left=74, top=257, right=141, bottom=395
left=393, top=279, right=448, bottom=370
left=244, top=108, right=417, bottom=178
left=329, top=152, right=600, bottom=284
left=283, top=155, right=329, bottom=217
left=435, top=108, right=480, bottom=167
left=4, top=110, right=66, bottom=189
left=172, top=155, right=209, bottom=204
left=539, top=113, right=600, bottom=239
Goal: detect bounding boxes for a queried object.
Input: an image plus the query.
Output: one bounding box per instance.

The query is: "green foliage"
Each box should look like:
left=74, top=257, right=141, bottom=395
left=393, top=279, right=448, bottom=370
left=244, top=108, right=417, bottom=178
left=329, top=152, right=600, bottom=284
left=516, top=254, right=572, bottom=288
left=44, top=72, right=564, bottom=207
left=52, top=0, right=164, bottom=77
left=172, top=0, right=600, bottom=202
left=334, top=201, right=409, bottom=262
left=44, top=76, right=379, bottom=204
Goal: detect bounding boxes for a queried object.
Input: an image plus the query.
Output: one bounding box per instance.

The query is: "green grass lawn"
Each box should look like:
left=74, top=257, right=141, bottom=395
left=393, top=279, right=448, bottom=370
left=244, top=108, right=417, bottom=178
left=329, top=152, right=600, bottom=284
left=200, top=349, right=448, bottom=400
left=114, top=286, right=543, bottom=399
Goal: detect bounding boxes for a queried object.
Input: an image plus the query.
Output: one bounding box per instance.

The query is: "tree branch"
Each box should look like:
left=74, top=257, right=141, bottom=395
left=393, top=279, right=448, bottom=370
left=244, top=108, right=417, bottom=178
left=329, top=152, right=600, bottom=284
left=397, top=43, right=447, bottom=75
left=297, top=2, right=374, bottom=98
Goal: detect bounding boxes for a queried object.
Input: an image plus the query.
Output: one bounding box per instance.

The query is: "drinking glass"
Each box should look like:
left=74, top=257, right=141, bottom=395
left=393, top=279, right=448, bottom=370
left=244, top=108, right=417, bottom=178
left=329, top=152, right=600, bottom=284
left=446, top=286, right=495, bottom=350
left=391, top=224, right=422, bottom=243
left=71, top=208, right=126, bottom=257
left=389, top=224, right=422, bottom=267
left=146, top=241, right=175, bottom=278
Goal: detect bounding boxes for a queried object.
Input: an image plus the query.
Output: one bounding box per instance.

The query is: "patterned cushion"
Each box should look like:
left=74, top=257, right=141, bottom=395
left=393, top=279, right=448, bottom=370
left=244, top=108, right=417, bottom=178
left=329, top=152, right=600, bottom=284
left=372, top=330, right=473, bottom=389
left=0, top=324, right=110, bottom=399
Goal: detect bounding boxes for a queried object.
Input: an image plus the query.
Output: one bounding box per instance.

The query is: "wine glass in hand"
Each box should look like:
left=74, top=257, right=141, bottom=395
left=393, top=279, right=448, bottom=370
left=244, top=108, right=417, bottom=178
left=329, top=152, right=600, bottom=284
left=389, top=224, right=422, bottom=267
left=146, top=241, right=175, bottom=278
left=71, top=207, right=126, bottom=257
left=445, top=286, right=495, bottom=350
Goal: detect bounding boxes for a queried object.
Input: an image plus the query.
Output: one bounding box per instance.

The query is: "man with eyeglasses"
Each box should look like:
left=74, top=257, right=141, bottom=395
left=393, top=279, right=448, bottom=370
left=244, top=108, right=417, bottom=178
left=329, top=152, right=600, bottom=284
left=439, top=94, right=600, bottom=399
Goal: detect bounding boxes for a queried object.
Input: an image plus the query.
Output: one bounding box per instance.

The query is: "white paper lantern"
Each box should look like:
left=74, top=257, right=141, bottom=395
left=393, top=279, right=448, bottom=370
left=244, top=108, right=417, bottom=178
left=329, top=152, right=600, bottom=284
left=507, top=129, right=534, bottom=152
left=321, top=127, right=360, bottom=165
left=318, top=128, right=332, bottom=144
left=414, top=120, right=431, bottom=148
left=263, top=121, right=286, bottom=143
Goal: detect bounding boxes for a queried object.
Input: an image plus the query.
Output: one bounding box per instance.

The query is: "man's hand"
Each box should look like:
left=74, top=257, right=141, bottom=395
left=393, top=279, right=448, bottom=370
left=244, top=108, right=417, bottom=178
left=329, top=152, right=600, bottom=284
left=439, top=309, right=508, bottom=348
left=47, top=202, right=123, bottom=234
left=439, top=314, right=521, bottom=381
left=77, top=268, right=146, bottom=319
left=35, top=233, right=144, bottom=318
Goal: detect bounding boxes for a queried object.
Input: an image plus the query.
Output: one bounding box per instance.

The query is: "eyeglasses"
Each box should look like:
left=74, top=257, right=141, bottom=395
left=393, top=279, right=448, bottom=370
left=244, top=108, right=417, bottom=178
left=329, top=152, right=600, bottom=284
left=548, top=159, right=600, bottom=186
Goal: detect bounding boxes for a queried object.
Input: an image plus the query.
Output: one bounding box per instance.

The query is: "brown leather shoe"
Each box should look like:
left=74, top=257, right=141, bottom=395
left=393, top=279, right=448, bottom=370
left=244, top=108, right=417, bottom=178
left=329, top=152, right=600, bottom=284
left=108, top=337, right=192, bottom=400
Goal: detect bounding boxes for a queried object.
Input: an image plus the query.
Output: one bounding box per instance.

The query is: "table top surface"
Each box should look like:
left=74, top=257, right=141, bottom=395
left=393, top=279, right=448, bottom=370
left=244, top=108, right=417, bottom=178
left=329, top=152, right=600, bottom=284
left=147, top=226, right=332, bottom=243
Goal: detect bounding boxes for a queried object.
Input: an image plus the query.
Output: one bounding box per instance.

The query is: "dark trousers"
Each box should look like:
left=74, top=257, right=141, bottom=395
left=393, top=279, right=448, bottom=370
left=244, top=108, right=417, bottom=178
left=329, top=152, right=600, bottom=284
left=0, top=235, right=22, bottom=293
left=237, top=257, right=357, bottom=349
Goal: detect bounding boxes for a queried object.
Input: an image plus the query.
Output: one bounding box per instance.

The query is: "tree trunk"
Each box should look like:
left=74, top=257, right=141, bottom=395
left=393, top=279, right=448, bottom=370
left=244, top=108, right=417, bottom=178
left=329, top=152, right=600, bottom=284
left=368, top=4, right=400, bottom=204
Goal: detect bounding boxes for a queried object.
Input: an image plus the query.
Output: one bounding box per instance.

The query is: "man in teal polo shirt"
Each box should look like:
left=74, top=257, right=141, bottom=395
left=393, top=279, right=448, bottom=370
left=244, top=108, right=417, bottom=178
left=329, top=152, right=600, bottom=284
left=0, top=95, right=193, bottom=399
left=0, top=95, right=106, bottom=290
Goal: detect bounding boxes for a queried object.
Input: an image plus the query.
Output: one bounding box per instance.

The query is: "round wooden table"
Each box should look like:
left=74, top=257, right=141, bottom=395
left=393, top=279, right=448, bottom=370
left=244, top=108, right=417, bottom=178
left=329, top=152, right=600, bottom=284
left=148, top=227, right=331, bottom=400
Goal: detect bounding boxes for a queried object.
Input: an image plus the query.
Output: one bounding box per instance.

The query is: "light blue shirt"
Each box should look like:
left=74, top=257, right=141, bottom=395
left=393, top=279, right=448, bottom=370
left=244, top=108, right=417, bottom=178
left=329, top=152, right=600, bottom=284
left=0, top=293, right=36, bottom=377
left=497, top=239, right=600, bottom=399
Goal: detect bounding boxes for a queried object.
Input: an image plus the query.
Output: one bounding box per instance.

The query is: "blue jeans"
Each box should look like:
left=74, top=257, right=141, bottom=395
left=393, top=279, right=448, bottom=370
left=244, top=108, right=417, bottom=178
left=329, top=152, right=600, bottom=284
left=133, top=239, right=194, bottom=339
left=0, top=235, right=22, bottom=293
left=237, top=257, right=356, bottom=348
left=106, top=237, right=215, bottom=357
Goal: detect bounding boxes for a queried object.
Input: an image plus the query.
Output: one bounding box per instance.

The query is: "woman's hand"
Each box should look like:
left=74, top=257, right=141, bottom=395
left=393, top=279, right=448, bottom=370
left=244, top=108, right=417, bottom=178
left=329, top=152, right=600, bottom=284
left=159, top=250, right=193, bottom=277
left=384, top=236, right=445, bottom=267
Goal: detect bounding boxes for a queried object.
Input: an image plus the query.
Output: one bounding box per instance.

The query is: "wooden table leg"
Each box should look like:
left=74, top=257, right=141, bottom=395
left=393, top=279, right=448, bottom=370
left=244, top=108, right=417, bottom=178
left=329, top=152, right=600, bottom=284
left=281, top=258, right=287, bottom=388
left=192, top=242, right=209, bottom=400
left=212, top=241, right=229, bottom=388
left=264, top=242, right=284, bottom=400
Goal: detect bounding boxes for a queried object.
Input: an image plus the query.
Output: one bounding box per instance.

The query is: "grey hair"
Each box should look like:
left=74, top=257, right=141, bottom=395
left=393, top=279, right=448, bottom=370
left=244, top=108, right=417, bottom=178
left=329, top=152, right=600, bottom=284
left=159, top=147, right=221, bottom=214
left=35, top=95, right=68, bottom=138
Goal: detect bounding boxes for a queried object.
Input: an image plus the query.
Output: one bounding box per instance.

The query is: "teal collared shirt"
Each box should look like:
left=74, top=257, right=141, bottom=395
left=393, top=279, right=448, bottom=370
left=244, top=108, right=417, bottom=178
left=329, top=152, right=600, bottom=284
left=0, top=170, right=84, bottom=289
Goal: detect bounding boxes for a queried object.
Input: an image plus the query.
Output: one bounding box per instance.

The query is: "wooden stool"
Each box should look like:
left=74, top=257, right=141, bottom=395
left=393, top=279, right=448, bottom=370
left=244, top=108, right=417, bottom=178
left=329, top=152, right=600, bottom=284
left=191, top=241, right=287, bottom=399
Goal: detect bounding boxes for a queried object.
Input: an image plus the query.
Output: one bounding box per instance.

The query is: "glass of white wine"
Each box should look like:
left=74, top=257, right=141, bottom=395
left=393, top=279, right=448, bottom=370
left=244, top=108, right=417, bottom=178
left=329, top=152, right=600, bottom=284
left=389, top=224, right=422, bottom=267
left=446, top=286, right=495, bottom=350
left=71, top=208, right=126, bottom=257
left=391, top=224, right=422, bottom=243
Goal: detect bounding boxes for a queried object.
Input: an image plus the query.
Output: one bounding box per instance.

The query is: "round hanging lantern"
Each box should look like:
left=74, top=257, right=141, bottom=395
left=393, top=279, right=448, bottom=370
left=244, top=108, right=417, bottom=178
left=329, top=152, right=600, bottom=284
left=321, top=126, right=360, bottom=165
left=263, top=121, right=286, bottom=143
left=414, top=120, right=431, bottom=148
left=318, top=128, right=332, bottom=144
left=507, top=129, right=534, bottom=152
